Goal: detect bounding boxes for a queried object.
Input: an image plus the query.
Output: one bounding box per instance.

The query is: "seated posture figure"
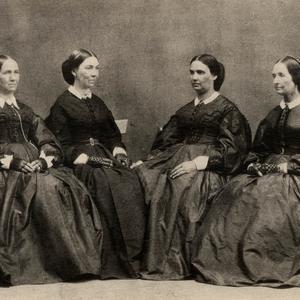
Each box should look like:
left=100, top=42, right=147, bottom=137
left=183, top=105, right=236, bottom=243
left=0, top=55, right=103, bottom=285
left=192, top=56, right=300, bottom=287
left=46, top=49, right=146, bottom=279
left=134, top=54, right=251, bottom=280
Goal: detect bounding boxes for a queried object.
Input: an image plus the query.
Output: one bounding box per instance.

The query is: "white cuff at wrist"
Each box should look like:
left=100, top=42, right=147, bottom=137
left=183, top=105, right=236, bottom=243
left=0, top=155, right=13, bottom=169
left=40, top=150, right=54, bottom=168
left=193, top=156, right=209, bottom=170
left=113, top=147, right=127, bottom=157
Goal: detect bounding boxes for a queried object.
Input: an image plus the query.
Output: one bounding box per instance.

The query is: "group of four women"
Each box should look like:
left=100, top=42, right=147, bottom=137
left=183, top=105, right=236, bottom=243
left=0, top=49, right=299, bottom=287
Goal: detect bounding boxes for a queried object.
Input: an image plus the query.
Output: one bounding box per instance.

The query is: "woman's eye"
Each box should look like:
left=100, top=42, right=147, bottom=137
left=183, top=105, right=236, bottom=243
left=196, top=71, right=205, bottom=75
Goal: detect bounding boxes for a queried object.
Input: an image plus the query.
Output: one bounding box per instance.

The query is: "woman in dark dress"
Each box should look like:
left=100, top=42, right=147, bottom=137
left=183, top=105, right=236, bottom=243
left=192, top=56, right=300, bottom=287
left=0, top=54, right=103, bottom=285
left=46, top=49, right=146, bottom=279
left=133, top=54, right=251, bottom=280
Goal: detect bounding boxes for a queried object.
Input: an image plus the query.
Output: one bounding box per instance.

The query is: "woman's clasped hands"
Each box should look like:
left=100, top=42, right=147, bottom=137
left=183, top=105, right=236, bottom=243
left=10, top=158, right=48, bottom=173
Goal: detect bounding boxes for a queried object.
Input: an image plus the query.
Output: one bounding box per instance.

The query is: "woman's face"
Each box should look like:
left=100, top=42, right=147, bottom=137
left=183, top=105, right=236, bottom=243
left=72, top=56, right=100, bottom=89
left=0, top=58, right=20, bottom=94
left=190, top=61, right=217, bottom=95
left=272, top=62, right=297, bottom=96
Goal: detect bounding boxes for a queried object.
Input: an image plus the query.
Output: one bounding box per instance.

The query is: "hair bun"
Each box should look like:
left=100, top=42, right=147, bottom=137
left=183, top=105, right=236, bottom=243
left=61, top=49, right=98, bottom=85
left=62, top=58, right=74, bottom=85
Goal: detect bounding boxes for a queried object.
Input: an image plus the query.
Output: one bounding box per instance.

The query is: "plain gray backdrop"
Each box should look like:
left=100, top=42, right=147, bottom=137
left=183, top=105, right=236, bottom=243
left=1, top=0, right=299, bottom=160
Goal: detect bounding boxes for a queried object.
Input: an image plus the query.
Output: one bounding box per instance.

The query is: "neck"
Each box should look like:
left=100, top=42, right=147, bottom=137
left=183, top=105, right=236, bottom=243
left=72, top=81, right=91, bottom=96
left=196, top=89, right=215, bottom=101
left=284, top=89, right=300, bottom=103
left=0, top=91, right=14, bottom=100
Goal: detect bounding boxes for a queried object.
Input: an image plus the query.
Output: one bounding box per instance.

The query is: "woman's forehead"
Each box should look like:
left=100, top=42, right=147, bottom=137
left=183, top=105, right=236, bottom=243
left=81, top=56, right=99, bottom=66
left=1, top=58, right=19, bottom=70
left=273, top=62, right=289, bottom=73
left=190, top=60, right=209, bottom=70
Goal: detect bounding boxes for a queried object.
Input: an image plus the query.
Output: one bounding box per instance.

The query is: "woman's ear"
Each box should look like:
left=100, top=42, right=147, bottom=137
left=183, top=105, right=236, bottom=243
left=71, top=69, right=76, bottom=77
left=212, top=74, right=217, bottom=81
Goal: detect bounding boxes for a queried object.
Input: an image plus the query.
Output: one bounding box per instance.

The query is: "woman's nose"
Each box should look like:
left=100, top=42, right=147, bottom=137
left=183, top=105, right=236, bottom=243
left=9, top=74, right=17, bottom=81
left=191, top=74, right=198, bottom=81
left=91, top=69, right=98, bottom=77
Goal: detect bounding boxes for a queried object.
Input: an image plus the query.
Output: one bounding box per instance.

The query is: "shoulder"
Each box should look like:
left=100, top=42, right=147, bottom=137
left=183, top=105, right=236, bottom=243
left=91, top=94, right=113, bottom=114
left=175, top=99, right=194, bottom=115
left=260, top=105, right=281, bottom=125
left=55, top=90, right=76, bottom=106
left=16, top=100, right=34, bottom=114
left=215, top=95, right=243, bottom=115
left=51, top=90, right=84, bottom=114
left=91, top=93, right=108, bottom=107
left=265, top=105, right=281, bottom=118
left=15, top=100, right=43, bottom=122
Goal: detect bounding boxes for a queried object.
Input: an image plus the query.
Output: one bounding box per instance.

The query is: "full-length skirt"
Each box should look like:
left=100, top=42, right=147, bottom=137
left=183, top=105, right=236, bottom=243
left=0, top=143, right=103, bottom=285
left=136, top=143, right=228, bottom=280
left=192, top=154, right=300, bottom=287
left=73, top=143, right=146, bottom=279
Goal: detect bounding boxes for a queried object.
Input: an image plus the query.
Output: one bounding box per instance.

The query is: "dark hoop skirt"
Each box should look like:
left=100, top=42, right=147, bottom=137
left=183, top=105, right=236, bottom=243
left=72, top=145, right=146, bottom=279
left=192, top=104, right=300, bottom=287
left=46, top=91, right=146, bottom=279
left=136, top=95, right=251, bottom=280
left=0, top=102, right=103, bottom=285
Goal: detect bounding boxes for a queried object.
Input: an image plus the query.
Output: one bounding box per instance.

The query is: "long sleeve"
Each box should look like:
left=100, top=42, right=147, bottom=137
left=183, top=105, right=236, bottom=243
left=29, top=114, right=62, bottom=165
left=150, top=115, right=184, bottom=156
left=45, top=102, right=75, bottom=165
left=243, top=118, right=274, bottom=167
left=206, top=108, right=252, bottom=174
left=102, top=108, right=126, bottom=153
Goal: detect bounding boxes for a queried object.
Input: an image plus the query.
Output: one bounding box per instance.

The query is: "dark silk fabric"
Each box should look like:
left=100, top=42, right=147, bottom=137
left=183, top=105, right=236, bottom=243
left=0, top=101, right=103, bottom=285
left=192, top=104, right=300, bottom=287
left=136, top=95, right=251, bottom=280
left=46, top=91, right=146, bottom=279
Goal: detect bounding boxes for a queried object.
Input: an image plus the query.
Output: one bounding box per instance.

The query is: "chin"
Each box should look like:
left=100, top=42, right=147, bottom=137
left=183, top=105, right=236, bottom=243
left=193, top=86, right=202, bottom=91
left=194, top=88, right=207, bottom=95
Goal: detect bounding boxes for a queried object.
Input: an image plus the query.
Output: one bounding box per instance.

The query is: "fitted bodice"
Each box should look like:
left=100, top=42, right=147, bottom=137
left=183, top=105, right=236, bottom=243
left=254, top=105, right=300, bottom=155
left=46, top=91, right=124, bottom=163
left=176, top=98, right=230, bottom=144
left=151, top=95, right=250, bottom=152
left=0, top=103, right=34, bottom=143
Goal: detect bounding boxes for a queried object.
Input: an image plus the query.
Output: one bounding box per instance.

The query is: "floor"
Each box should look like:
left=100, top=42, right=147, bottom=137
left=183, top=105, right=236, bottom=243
left=0, top=279, right=299, bottom=300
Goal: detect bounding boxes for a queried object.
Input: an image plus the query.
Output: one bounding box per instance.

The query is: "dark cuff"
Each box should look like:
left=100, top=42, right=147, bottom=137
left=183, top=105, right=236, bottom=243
left=39, top=158, right=48, bottom=171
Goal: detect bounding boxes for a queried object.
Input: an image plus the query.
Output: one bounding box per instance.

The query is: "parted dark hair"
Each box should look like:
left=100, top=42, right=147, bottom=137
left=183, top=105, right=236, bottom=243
left=62, top=49, right=98, bottom=85
left=0, top=54, right=12, bottom=71
left=190, top=54, right=225, bottom=91
left=277, top=56, right=300, bottom=92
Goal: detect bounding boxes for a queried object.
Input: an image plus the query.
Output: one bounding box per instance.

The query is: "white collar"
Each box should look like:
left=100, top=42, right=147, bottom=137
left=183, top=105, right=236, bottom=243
left=0, top=95, right=19, bottom=109
left=68, top=86, right=92, bottom=99
left=194, top=91, right=219, bottom=106
left=280, top=96, right=300, bottom=110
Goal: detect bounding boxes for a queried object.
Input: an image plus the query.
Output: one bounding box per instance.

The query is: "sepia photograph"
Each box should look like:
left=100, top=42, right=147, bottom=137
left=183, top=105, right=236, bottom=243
left=0, top=0, right=300, bottom=299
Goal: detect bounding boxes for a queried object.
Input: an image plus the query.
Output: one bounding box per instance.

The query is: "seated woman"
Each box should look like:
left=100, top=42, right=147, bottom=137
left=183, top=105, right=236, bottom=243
left=0, top=54, right=103, bottom=285
left=46, top=49, right=146, bottom=279
left=192, top=56, right=300, bottom=287
left=133, top=54, right=251, bottom=280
